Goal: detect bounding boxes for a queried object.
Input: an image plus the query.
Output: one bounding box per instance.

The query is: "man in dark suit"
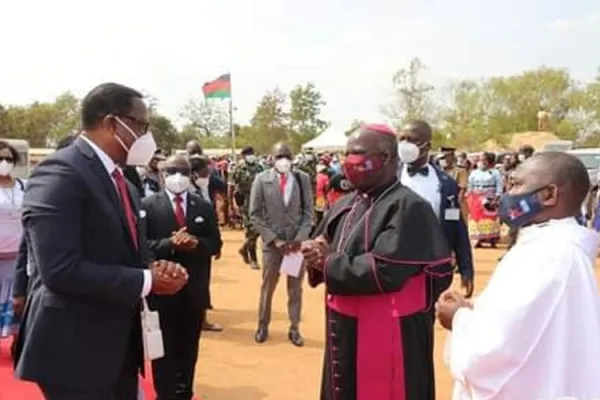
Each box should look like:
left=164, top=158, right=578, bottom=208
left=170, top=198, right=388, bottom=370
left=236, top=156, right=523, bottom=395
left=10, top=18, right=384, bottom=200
left=143, top=155, right=222, bottom=400
left=397, top=120, right=474, bottom=299
left=189, top=154, right=228, bottom=207
left=189, top=155, right=226, bottom=332
left=15, top=83, right=188, bottom=400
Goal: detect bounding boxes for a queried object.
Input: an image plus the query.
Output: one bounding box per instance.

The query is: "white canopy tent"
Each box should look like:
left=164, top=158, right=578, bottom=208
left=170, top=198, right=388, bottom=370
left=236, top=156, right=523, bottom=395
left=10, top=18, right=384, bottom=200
left=301, top=129, right=348, bottom=152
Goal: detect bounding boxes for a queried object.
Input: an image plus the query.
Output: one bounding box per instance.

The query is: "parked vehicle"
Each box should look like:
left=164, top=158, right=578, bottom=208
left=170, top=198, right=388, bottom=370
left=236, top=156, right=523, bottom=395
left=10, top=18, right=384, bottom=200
left=567, top=148, right=600, bottom=186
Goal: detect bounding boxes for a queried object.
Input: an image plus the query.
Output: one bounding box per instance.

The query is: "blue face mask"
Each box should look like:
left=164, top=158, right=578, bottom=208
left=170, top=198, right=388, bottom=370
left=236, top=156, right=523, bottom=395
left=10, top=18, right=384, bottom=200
left=499, top=188, right=546, bottom=228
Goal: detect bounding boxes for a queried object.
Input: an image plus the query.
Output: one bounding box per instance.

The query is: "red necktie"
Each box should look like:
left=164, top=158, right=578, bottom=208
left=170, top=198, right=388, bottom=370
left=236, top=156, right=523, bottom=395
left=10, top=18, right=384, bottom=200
left=174, top=194, right=186, bottom=227
left=279, top=173, right=287, bottom=195
left=112, top=169, right=138, bottom=250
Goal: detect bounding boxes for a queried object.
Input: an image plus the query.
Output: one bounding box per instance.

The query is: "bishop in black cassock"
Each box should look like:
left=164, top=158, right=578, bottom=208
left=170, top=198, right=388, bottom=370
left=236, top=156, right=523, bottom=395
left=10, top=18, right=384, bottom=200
left=302, top=124, right=452, bottom=400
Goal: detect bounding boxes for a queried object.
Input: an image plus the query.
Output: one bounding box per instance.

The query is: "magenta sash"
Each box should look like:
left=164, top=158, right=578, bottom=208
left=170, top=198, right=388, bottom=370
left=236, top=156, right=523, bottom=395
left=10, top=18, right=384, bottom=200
left=327, top=273, right=426, bottom=400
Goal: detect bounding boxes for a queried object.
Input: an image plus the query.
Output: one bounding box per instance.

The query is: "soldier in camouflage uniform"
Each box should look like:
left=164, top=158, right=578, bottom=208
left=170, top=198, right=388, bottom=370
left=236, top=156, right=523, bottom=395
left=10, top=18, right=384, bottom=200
left=231, top=146, right=264, bottom=269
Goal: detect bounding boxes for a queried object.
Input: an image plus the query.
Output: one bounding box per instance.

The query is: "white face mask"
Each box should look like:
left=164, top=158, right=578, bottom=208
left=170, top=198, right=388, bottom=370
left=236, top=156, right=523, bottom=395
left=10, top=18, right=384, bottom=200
left=438, top=159, right=447, bottom=169
left=477, top=161, right=485, bottom=170
left=245, top=155, right=256, bottom=164
left=195, top=177, right=210, bottom=189
left=164, top=173, right=190, bottom=194
left=0, top=160, right=14, bottom=176
left=113, top=117, right=157, bottom=166
left=274, top=158, right=292, bottom=174
left=397, top=141, right=420, bottom=164
left=518, top=154, right=526, bottom=162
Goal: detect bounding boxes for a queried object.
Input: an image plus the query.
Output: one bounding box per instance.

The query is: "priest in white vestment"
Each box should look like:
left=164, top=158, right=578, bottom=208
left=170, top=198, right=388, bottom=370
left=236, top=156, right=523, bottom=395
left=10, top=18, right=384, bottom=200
left=436, top=151, right=600, bottom=400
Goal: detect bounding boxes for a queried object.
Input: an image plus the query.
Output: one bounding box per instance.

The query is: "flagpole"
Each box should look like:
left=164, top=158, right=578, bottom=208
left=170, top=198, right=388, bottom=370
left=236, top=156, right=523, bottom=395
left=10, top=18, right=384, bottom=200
left=229, top=73, right=236, bottom=157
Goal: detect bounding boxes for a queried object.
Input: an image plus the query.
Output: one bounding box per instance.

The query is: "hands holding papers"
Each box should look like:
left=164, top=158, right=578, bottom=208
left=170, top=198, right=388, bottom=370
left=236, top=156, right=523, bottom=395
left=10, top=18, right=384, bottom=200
left=435, top=290, right=472, bottom=331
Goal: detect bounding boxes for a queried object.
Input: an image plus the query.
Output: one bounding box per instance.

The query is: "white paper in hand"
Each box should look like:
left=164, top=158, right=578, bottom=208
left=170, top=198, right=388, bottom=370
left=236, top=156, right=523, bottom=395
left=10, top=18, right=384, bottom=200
left=141, top=298, right=164, bottom=361
left=280, top=252, right=304, bottom=277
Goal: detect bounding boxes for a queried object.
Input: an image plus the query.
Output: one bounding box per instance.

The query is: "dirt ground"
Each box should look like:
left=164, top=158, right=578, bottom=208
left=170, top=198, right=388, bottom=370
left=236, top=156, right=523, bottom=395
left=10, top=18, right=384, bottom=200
left=193, top=230, right=508, bottom=400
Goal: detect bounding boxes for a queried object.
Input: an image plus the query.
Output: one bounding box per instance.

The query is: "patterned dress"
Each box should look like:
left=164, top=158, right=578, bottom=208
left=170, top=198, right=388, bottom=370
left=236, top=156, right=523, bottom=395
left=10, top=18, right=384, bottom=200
left=467, top=168, right=503, bottom=243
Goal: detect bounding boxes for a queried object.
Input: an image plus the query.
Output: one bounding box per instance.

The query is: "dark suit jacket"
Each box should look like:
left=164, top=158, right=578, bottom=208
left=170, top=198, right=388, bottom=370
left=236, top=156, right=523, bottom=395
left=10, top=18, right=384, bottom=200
left=13, top=234, right=29, bottom=298
left=399, top=163, right=474, bottom=279
left=142, top=190, right=222, bottom=310
left=15, top=138, right=151, bottom=390
left=209, top=171, right=227, bottom=204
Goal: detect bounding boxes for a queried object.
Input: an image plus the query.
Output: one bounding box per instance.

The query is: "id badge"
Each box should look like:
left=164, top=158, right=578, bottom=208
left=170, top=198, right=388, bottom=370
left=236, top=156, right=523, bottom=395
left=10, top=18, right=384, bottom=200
left=445, top=208, right=460, bottom=221
left=141, top=303, right=164, bottom=360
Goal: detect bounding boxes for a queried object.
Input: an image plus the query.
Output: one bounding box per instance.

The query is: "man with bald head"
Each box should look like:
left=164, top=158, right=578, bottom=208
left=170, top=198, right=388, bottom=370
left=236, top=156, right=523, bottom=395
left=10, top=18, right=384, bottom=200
left=185, top=140, right=203, bottom=157
left=249, top=142, right=313, bottom=346
left=437, top=152, right=600, bottom=399
left=397, top=120, right=474, bottom=298
left=302, top=124, right=452, bottom=399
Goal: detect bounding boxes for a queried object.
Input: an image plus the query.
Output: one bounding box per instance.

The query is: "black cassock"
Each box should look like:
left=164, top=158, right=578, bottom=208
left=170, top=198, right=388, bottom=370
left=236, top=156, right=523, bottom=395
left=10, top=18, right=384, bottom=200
left=308, top=181, right=452, bottom=400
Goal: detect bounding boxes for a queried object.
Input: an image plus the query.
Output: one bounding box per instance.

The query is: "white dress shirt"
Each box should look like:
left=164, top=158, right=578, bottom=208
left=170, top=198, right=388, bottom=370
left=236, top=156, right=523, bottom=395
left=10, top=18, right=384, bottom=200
left=80, top=135, right=152, bottom=298
left=400, top=164, right=441, bottom=218
left=166, top=189, right=188, bottom=215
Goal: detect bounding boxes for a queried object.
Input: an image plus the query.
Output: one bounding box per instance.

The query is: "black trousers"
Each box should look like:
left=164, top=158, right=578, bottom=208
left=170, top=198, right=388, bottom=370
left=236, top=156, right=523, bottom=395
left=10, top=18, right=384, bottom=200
left=39, top=342, right=139, bottom=400
left=151, top=295, right=205, bottom=400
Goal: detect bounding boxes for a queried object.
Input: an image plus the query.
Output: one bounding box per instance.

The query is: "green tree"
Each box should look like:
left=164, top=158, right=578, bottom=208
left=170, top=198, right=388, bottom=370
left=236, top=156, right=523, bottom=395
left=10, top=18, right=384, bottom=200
left=149, top=113, right=179, bottom=152
left=288, top=82, right=329, bottom=148
left=440, top=80, right=495, bottom=150
left=179, top=99, right=229, bottom=137
left=244, top=88, right=290, bottom=153
left=47, top=92, right=80, bottom=142
left=384, top=57, right=437, bottom=128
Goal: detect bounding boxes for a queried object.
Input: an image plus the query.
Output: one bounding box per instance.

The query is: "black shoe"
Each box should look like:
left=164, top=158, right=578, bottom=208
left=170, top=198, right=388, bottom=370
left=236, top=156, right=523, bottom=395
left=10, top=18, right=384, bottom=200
left=288, top=330, right=304, bottom=347
left=254, top=326, right=268, bottom=343
left=238, top=245, right=250, bottom=264
left=203, top=321, right=223, bottom=332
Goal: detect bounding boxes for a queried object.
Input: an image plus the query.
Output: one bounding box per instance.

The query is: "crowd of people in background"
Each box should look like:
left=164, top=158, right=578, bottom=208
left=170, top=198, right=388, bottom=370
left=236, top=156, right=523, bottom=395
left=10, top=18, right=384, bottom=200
left=1, top=84, right=600, bottom=399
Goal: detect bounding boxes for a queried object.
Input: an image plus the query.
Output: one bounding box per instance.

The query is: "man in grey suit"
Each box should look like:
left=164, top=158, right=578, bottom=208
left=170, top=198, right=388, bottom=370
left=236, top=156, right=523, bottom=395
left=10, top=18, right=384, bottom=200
left=249, top=142, right=313, bottom=347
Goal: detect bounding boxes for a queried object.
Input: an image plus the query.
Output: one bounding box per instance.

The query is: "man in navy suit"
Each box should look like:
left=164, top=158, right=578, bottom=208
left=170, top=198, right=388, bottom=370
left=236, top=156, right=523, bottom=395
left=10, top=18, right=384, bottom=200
left=15, top=83, right=188, bottom=400
left=397, top=120, right=474, bottom=299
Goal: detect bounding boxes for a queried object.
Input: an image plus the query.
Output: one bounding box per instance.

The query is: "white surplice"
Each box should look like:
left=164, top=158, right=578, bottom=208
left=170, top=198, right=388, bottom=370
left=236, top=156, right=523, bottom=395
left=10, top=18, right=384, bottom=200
left=446, top=218, right=600, bottom=400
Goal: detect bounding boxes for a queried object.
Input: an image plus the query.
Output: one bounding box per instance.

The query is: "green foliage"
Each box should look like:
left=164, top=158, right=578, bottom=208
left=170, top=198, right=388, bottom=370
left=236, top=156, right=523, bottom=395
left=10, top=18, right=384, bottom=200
left=0, top=92, right=79, bottom=147
left=385, top=58, right=600, bottom=151
left=383, top=57, right=437, bottom=128
left=179, top=99, right=229, bottom=137
left=5, top=65, right=600, bottom=155
left=149, top=113, right=179, bottom=152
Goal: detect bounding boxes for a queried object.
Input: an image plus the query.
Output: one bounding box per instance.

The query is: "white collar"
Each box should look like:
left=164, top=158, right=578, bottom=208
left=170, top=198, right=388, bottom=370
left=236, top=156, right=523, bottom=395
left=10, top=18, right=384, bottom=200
left=166, top=189, right=188, bottom=202
left=80, top=135, right=117, bottom=176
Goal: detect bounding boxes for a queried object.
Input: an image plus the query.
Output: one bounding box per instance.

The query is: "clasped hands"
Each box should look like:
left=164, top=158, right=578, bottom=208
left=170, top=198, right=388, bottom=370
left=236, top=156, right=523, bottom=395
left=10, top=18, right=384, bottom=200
left=299, top=236, right=329, bottom=270
left=435, top=289, right=473, bottom=331
left=170, top=226, right=198, bottom=251
left=150, top=259, right=188, bottom=295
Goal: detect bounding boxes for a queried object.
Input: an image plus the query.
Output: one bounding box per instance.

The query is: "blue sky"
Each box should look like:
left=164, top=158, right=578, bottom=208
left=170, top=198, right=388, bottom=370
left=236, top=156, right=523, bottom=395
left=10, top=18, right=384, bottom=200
left=1, top=0, right=598, bottom=134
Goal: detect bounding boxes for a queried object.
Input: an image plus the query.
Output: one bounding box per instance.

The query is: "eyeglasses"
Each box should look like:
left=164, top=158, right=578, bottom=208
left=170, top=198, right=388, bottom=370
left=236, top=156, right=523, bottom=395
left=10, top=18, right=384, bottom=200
left=117, top=115, right=150, bottom=135
left=0, top=156, right=14, bottom=163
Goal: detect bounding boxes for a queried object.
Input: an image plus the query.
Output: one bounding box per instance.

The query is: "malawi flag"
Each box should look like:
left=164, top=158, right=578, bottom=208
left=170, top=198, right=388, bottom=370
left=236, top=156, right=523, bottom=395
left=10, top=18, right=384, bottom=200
left=202, top=73, right=231, bottom=99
